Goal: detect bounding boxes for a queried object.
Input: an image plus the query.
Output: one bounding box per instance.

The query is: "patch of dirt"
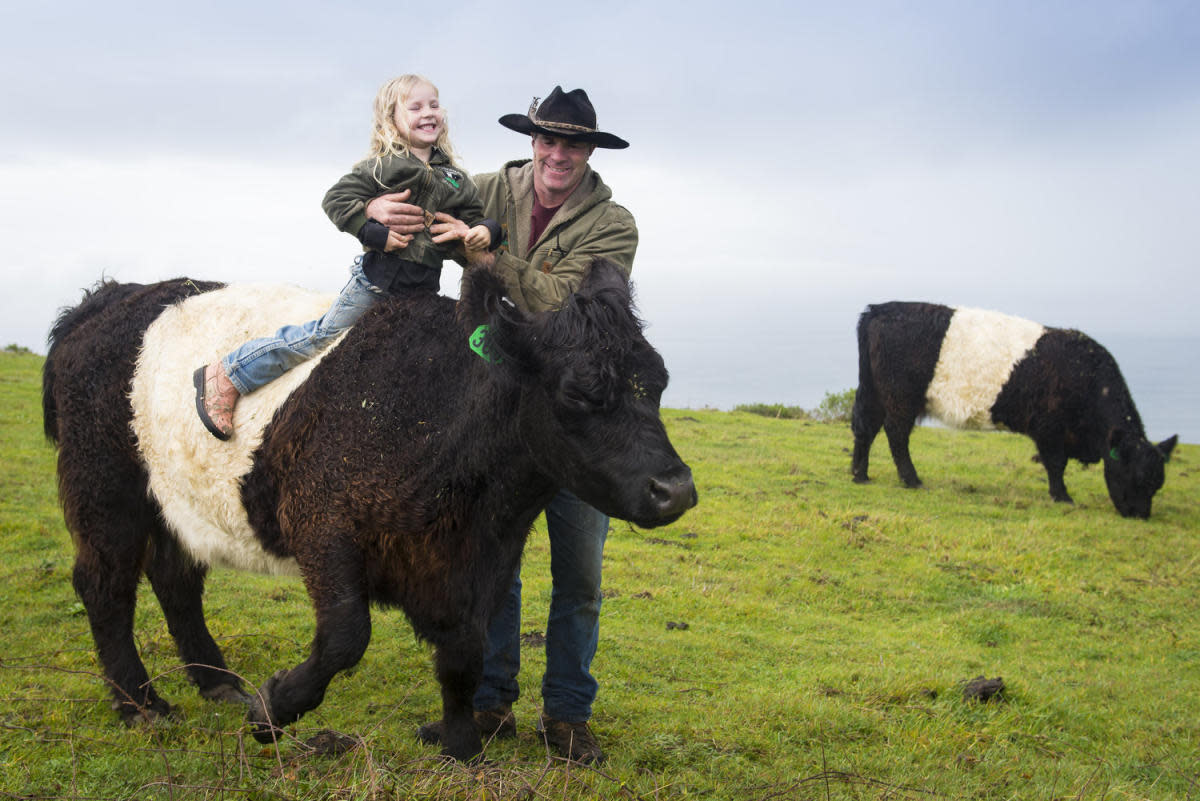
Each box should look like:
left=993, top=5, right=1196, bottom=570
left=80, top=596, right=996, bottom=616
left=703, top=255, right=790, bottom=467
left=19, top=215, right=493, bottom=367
left=519, top=630, right=546, bottom=648
left=303, top=729, right=361, bottom=756
left=645, top=537, right=692, bottom=549
left=961, top=675, right=1006, bottom=702
left=841, top=514, right=870, bottom=530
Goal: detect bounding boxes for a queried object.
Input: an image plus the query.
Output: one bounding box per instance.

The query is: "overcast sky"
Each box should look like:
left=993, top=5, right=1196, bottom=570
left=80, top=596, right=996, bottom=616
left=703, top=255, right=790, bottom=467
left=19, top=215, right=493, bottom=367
left=3, top=1, right=1198, bottom=415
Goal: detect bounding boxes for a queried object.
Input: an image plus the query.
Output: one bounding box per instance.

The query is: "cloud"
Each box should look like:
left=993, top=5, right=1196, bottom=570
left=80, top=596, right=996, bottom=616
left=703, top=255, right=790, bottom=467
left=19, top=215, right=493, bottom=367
left=3, top=0, right=1199, bottom=359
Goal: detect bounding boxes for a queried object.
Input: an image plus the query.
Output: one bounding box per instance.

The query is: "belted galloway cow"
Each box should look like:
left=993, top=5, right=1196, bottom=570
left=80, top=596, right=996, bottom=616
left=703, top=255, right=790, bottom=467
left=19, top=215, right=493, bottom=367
left=42, top=259, right=696, bottom=761
left=851, top=301, right=1175, bottom=518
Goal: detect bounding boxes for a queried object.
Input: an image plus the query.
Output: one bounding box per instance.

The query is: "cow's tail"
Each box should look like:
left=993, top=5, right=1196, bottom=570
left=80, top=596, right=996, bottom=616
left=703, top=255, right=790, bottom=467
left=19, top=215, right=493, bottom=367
left=42, top=280, right=146, bottom=444
left=851, top=306, right=879, bottom=438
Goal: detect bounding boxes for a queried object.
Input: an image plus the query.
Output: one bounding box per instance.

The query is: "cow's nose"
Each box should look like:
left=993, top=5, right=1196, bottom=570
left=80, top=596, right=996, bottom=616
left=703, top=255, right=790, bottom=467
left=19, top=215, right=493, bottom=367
left=647, top=469, right=697, bottom=517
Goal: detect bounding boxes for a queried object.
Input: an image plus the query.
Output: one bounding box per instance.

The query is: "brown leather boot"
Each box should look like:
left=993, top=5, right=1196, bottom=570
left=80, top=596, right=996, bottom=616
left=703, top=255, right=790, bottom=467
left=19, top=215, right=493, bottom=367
left=192, top=362, right=238, bottom=440
left=537, top=714, right=605, bottom=764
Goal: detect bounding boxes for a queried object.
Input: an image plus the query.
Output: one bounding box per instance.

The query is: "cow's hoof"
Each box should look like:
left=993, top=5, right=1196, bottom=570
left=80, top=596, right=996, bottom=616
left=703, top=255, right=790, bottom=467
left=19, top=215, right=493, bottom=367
left=416, top=720, right=444, bottom=746
left=247, top=669, right=289, bottom=743
left=419, top=720, right=483, bottom=762
left=115, top=697, right=175, bottom=726
left=441, top=743, right=485, bottom=763
left=852, top=475, right=870, bottom=484
left=201, top=682, right=252, bottom=706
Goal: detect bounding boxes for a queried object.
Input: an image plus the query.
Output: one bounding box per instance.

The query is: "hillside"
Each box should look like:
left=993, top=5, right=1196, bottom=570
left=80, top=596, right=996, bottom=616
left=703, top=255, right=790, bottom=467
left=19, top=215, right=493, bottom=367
left=3, top=349, right=1198, bottom=800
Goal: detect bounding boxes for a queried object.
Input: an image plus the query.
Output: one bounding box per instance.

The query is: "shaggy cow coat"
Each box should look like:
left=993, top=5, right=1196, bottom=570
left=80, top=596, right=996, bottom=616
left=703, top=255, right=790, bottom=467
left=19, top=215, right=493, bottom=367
left=851, top=301, right=1176, bottom=518
left=42, top=260, right=696, bottom=761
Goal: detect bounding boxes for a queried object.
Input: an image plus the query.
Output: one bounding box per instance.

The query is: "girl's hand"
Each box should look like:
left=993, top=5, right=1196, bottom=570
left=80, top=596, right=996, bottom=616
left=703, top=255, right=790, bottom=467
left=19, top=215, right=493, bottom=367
left=383, top=230, right=412, bottom=251
left=464, top=225, right=491, bottom=251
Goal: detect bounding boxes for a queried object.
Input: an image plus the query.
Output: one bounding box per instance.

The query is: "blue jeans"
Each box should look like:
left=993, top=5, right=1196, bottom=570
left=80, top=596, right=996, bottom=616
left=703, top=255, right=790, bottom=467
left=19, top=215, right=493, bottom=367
left=474, top=489, right=610, bottom=722
left=223, top=256, right=384, bottom=395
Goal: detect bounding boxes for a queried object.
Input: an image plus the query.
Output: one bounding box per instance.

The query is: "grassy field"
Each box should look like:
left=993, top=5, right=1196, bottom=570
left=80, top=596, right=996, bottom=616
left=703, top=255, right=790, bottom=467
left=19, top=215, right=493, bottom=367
left=2, top=348, right=1198, bottom=800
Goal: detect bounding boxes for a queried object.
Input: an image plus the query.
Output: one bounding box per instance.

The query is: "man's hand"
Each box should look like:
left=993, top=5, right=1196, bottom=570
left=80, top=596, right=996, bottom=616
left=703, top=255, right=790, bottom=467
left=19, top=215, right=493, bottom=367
left=430, top=212, right=496, bottom=268
left=429, top=211, right=468, bottom=244
left=365, top=189, right=426, bottom=234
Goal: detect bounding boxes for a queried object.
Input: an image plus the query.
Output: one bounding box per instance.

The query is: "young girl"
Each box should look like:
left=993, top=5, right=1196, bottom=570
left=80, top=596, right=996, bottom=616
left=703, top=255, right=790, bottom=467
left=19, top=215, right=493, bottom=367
left=194, top=74, right=497, bottom=440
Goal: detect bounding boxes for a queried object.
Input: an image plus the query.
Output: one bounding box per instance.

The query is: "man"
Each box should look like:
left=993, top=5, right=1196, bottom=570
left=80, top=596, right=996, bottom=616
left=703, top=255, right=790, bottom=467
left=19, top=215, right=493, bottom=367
left=365, top=86, right=635, bottom=764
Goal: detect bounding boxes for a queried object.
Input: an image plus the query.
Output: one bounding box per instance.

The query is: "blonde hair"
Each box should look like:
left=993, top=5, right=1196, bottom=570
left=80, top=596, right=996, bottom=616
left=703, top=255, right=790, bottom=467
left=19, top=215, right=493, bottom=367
left=368, top=74, right=461, bottom=169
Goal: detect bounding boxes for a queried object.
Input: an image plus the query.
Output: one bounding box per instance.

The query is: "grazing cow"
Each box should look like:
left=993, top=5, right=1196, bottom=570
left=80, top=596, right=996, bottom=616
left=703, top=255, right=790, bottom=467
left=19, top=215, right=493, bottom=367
left=851, top=301, right=1176, bottom=518
left=42, top=259, right=696, bottom=761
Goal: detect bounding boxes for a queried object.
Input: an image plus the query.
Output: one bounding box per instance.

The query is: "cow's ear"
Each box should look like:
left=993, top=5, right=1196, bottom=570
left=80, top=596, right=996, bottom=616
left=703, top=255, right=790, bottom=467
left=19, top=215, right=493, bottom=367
left=582, top=257, right=633, bottom=293
left=486, top=310, right=543, bottom=373
left=456, top=265, right=510, bottom=327
left=1106, top=428, right=1128, bottom=460
left=456, top=265, right=546, bottom=375
left=1157, top=434, right=1178, bottom=462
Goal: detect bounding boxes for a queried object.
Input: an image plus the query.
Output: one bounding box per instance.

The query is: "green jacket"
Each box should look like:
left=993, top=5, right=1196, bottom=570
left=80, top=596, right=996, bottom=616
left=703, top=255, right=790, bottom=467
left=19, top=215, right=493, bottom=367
left=322, top=148, right=491, bottom=270
left=472, top=160, right=638, bottom=312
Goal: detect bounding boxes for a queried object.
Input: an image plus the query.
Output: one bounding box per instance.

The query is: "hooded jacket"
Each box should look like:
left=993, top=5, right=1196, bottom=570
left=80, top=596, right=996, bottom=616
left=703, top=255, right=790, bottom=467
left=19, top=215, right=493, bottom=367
left=471, top=159, right=637, bottom=312
left=323, top=149, right=499, bottom=290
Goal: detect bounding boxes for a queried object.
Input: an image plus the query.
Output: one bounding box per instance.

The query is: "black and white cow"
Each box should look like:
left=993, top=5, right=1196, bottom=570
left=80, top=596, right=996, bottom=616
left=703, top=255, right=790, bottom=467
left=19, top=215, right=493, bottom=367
left=42, top=260, right=697, bottom=760
left=851, top=301, right=1176, bottom=518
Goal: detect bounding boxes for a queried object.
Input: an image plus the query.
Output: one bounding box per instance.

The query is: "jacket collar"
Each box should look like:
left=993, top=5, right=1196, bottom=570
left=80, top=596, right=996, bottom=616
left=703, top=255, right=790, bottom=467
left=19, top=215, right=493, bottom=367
left=502, top=160, right=611, bottom=254
left=504, top=159, right=607, bottom=211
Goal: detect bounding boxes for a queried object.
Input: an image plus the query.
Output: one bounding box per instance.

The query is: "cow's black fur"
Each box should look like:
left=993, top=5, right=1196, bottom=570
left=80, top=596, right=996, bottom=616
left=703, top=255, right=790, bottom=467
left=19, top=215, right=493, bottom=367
left=851, top=301, right=1176, bottom=518
left=43, top=260, right=696, bottom=760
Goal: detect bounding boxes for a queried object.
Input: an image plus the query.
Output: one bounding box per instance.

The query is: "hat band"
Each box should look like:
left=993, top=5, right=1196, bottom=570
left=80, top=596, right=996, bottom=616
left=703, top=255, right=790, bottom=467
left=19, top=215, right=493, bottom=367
left=532, top=118, right=596, bottom=134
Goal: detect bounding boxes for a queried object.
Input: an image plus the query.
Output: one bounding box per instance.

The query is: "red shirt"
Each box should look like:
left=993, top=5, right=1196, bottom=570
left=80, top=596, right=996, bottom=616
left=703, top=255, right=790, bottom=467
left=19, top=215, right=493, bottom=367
left=528, top=198, right=558, bottom=250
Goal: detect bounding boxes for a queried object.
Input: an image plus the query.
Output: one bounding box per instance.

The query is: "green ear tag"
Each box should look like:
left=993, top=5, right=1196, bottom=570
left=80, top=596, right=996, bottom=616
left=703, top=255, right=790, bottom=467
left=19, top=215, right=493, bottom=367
left=469, top=324, right=502, bottom=364
left=1109, top=447, right=1120, bottom=461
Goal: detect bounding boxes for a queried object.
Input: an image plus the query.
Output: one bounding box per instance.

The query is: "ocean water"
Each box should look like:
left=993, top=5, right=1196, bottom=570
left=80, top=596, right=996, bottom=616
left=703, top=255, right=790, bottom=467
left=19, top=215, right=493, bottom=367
left=652, top=325, right=1200, bottom=446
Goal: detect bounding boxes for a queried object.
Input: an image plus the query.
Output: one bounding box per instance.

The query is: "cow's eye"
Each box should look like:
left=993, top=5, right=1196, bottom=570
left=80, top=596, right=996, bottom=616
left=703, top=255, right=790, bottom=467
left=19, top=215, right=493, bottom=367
left=560, top=382, right=602, bottom=413
left=557, top=365, right=615, bottom=414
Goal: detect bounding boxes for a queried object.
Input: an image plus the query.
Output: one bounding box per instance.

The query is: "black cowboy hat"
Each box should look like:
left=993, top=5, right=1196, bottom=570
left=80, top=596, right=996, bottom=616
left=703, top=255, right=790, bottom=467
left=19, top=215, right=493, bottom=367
left=498, top=86, right=629, bottom=149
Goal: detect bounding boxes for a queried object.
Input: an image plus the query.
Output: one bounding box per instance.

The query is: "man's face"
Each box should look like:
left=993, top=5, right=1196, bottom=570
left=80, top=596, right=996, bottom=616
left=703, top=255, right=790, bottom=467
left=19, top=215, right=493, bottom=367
left=531, top=134, right=595, bottom=205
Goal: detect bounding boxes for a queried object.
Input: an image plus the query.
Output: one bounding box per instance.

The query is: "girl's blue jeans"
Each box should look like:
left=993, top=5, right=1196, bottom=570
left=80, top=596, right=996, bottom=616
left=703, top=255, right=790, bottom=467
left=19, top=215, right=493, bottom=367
left=474, top=489, right=610, bottom=723
left=223, top=256, right=383, bottom=395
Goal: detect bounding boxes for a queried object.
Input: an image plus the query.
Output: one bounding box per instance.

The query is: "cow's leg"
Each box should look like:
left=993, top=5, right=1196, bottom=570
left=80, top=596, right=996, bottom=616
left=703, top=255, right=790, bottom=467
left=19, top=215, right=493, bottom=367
left=68, top=508, right=171, bottom=724
left=431, top=627, right=485, bottom=761
left=883, top=416, right=923, bottom=488
left=850, top=388, right=884, bottom=482
left=1034, top=439, right=1073, bottom=503
left=247, top=563, right=372, bottom=742
left=144, top=527, right=248, bottom=704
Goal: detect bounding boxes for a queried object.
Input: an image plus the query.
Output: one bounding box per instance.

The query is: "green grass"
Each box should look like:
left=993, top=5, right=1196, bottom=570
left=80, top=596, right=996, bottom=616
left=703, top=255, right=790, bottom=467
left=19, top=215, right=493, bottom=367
left=2, top=348, right=1199, bottom=799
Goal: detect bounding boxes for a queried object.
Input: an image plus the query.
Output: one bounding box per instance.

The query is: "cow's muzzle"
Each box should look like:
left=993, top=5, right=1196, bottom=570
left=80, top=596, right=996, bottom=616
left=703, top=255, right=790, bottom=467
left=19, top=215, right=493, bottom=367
left=644, top=467, right=698, bottom=525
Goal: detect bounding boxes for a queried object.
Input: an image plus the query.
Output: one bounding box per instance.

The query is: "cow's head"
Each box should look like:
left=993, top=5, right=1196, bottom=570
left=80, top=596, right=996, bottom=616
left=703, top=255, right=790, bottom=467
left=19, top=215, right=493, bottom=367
left=1103, top=429, right=1178, bottom=519
left=460, top=258, right=696, bottom=528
